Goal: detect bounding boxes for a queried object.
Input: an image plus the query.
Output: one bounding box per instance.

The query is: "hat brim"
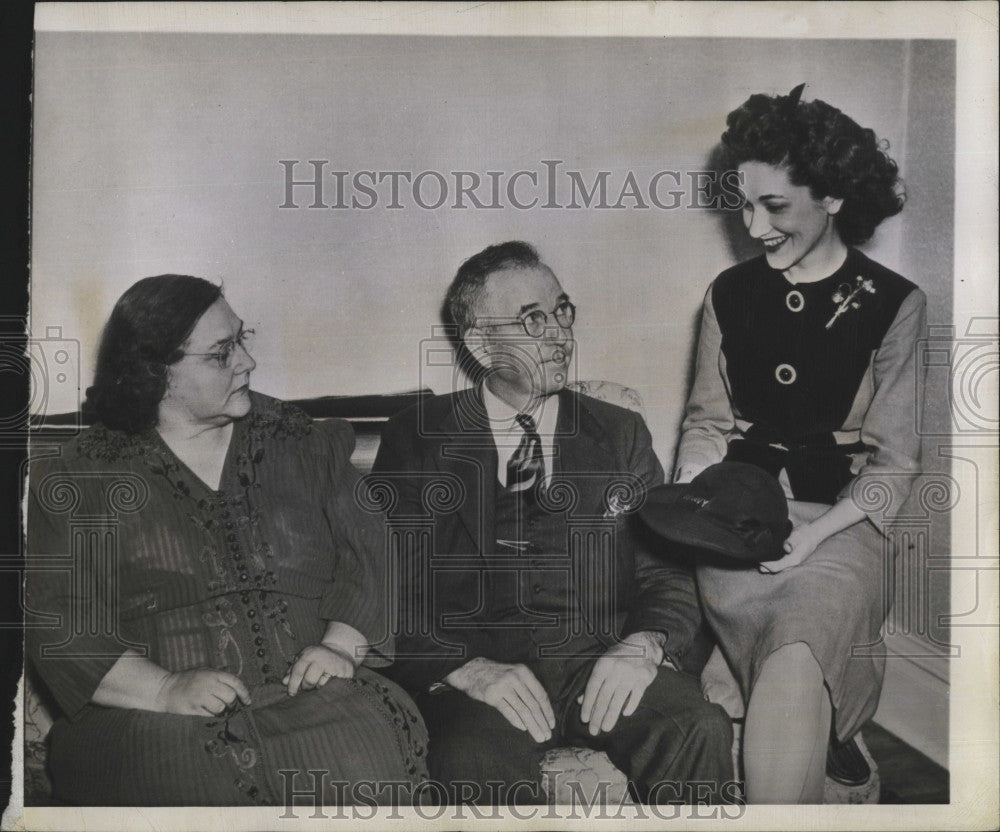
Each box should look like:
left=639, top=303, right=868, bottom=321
left=638, top=484, right=782, bottom=563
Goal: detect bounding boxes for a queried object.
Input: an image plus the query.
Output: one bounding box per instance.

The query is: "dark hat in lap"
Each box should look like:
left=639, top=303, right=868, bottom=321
left=639, top=462, right=792, bottom=563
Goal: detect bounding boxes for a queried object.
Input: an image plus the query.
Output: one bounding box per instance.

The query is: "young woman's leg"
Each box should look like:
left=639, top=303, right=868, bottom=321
left=743, top=642, right=832, bottom=804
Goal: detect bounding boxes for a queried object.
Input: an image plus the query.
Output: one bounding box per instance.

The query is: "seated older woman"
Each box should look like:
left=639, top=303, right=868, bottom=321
left=26, top=275, right=427, bottom=806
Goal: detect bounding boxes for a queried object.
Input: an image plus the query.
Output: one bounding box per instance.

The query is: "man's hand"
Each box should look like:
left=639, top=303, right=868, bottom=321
left=155, top=668, right=251, bottom=716
left=283, top=644, right=357, bottom=696
left=444, top=658, right=555, bottom=743
left=577, top=632, right=663, bottom=736
left=759, top=523, right=822, bottom=573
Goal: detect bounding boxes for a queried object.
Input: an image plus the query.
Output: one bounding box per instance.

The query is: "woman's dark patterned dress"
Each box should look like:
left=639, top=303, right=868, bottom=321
left=26, top=392, right=428, bottom=805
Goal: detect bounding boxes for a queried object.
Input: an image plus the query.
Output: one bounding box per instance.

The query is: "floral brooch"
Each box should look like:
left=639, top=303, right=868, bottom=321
left=826, top=276, right=876, bottom=329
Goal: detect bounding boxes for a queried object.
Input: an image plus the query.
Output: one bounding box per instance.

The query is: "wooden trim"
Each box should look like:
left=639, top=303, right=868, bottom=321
left=873, top=632, right=950, bottom=769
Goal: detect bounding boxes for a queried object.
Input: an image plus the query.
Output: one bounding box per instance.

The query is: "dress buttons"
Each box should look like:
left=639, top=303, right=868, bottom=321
left=533, top=584, right=543, bottom=594
left=239, top=572, right=249, bottom=581
left=775, top=363, right=797, bottom=385
left=785, top=290, right=804, bottom=312
left=251, top=623, right=261, bottom=632
left=261, top=664, right=270, bottom=673
left=246, top=609, right=256, bottom=618
left=254, top=637, right=263, bottom=646
left=256, top=649, right=265, bottom=657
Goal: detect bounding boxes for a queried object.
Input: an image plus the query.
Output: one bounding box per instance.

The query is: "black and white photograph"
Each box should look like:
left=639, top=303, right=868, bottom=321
left=4, top=2, right=997, bottom=829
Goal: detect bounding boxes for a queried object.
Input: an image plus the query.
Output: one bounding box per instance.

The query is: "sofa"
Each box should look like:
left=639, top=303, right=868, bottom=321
left=21, top=383, right=878, bottom=805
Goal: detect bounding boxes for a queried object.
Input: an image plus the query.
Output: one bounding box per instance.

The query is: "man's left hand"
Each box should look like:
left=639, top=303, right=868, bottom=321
left=577, top=632, right=663, bottom=736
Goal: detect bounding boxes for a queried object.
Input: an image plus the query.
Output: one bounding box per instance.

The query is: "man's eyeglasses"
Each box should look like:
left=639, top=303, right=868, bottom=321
left=181, top=328, right=255, bottom=369
left=475, top=301, right=576, bottom=339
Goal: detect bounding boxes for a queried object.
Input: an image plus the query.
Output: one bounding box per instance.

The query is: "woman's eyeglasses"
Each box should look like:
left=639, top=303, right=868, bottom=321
left=475, top=301, right=576, bottom=339
left=181, top=328, right=255, bottom=369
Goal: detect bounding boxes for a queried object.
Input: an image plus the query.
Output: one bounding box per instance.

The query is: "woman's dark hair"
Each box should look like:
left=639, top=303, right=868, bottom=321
left=83, top=275, right=223, bottom=433
left=721, top=86, right=904, bottom=245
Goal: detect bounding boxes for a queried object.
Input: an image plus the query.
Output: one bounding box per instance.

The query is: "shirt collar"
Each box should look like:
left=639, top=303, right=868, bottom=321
left=481, top=384, right=560, bottom=438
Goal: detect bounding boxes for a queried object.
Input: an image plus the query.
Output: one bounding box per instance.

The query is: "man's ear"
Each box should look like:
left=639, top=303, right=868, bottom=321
left=823, top=195, right=844, bottom=216
left=461, top=326, right=491, bottom=367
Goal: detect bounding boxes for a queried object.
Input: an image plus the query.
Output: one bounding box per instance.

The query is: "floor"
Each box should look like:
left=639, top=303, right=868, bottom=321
left=15, top=722, right=951, bottom=807
left=864, top=722, right=949, bottom=804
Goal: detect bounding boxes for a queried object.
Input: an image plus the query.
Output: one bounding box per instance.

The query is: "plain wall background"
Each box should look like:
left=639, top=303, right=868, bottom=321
left=30, top=33, right=954, bottom=642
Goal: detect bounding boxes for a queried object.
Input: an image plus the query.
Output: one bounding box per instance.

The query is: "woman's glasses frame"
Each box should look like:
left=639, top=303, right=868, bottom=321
left=180, top=328, right=256, bottom=369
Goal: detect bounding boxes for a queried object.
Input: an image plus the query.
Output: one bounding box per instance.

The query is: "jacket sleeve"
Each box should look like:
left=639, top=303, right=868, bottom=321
left=674, top=284, right=735, bottom=482
left=315, top=418, right=394, bottom=666
left=620, top=410, right=702, bottom=661
left=370, top=411, right=486, bottom=690
left=838, top=288, right=928, bottom=532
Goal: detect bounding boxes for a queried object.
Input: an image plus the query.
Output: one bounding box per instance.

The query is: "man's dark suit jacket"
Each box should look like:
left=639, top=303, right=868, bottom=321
left=371, top=386, right=701, bottom=694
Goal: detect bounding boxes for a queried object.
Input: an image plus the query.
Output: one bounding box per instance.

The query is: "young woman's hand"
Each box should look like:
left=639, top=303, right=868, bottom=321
left=759, top=524, right=822, bottom=573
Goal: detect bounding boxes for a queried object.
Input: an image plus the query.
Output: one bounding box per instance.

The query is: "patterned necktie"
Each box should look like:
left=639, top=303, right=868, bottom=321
left=507, top=413, right=545, bottom=495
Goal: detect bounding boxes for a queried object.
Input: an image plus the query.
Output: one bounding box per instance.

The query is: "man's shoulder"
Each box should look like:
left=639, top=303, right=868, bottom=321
left=384, top=388, right=480, bottom=431
left=567, top=388, right=644, bottom=434
left=377, top=390, right=482, bottom=465
left=568, top=385, right=644, bottom=419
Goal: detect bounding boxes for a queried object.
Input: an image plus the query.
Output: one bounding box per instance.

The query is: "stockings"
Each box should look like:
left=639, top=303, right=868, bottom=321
left=743, top=642, right=832, bottom=804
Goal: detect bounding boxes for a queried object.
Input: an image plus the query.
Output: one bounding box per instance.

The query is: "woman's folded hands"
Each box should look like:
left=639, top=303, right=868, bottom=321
left=92, top=650, right=251, bottom=716
left=283, top=643, right=357, bottom=696
left=155, top=668, right=252, bottom=716
left=282, top=620, right=369, bottom=696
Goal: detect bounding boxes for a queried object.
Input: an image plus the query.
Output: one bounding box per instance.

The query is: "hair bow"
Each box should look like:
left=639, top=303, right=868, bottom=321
left=783, top=83, right=806, bottom=112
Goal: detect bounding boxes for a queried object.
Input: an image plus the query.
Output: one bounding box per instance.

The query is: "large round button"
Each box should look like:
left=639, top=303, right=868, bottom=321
left=775, top=363, right=797, bottom=385
left=785, top=290, right=804, bottom=312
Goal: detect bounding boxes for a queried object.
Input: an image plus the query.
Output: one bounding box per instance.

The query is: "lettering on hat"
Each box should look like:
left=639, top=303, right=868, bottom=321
left=681, top=494, right=710, bottom=508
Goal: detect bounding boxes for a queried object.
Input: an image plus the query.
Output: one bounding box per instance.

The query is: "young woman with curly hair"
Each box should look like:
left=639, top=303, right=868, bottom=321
left=674, top=86, right=926, bottom=803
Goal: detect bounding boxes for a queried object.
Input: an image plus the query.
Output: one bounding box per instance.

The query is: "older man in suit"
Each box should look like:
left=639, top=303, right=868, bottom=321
left=372, top=241, right=732, bottom=805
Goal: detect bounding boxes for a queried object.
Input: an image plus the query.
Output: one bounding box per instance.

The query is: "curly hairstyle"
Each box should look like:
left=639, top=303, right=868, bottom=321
left=444, top=240, right=541, bottom=336
left=721, top=86, right=905, bottom=246
left=83, top=275, right=223, bottom=433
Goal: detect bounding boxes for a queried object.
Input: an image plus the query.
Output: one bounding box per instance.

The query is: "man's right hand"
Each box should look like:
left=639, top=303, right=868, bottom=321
left=155, top=668, right=252, bottom=716
left=444, top=658, right=555, bottom=743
